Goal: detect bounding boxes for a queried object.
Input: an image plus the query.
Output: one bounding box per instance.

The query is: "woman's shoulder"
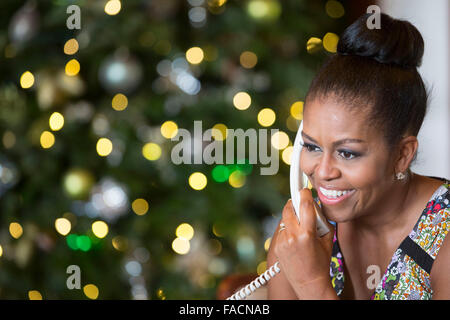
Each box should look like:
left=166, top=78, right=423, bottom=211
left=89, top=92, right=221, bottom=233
left=410, top=174, right=450, bottom=258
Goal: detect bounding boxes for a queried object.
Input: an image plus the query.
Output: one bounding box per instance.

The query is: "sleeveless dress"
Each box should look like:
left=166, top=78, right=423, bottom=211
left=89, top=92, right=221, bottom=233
left=325, top=177, right=450, bottom=300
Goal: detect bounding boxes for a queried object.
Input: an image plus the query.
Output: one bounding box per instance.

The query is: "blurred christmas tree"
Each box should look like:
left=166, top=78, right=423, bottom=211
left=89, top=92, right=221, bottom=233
left=0, top=0, right=349, bottom=299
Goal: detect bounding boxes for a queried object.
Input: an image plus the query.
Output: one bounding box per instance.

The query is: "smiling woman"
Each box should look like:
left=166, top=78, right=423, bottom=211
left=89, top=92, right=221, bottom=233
left=267, top=12, right=450, bottom=300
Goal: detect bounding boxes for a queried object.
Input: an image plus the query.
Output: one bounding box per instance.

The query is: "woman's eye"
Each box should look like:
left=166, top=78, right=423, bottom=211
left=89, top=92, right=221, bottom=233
left=302, top=143, right=320, bottom=152
left=338, top=150, right=358, bottom=160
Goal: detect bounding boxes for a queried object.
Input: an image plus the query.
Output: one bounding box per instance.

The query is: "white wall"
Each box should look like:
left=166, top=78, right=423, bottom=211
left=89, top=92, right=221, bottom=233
left=379, top=0, right=450, bottom=179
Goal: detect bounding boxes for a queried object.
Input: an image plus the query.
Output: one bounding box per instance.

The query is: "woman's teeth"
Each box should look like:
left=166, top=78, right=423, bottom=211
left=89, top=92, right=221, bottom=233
left=319, top=187, right=354, bottom=199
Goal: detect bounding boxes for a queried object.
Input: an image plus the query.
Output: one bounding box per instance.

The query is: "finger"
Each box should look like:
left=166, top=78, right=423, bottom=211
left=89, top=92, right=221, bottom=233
left=298, top=188, right=316, bottom=234
left=281, top=199, right=300, bottom=233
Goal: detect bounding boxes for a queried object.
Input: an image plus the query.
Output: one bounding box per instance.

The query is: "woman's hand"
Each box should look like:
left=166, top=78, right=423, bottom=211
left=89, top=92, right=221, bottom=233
left=273, top=188, right=338, bottom=299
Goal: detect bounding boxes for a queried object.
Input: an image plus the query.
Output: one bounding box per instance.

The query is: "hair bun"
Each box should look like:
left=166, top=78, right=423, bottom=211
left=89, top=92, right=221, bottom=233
left=337, top=13, right=424, bottom=68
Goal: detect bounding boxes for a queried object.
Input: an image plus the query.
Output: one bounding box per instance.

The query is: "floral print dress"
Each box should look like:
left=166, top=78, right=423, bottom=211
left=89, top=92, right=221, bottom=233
left=327, top=178, right=450, bottom=300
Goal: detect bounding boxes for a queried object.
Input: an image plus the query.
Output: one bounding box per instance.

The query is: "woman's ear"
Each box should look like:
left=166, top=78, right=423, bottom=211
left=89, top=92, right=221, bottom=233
left=394, top=136, right=418, bottom=173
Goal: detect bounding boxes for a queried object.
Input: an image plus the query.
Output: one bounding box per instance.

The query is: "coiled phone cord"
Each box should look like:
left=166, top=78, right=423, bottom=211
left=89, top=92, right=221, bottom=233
left=226, top=262, right=281, bottom=300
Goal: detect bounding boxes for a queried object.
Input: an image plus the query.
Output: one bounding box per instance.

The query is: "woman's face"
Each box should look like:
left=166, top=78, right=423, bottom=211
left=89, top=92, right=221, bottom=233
left=300, top=97, right=397, bottom=223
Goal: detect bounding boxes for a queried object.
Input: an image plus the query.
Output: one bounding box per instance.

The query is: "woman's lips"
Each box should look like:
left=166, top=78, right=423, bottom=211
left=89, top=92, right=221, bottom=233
left=317, top=187, right=356, bottom=205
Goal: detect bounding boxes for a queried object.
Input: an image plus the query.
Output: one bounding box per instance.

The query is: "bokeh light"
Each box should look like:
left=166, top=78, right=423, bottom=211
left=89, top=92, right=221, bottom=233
left=257, top=261, right=267, bottom=275
left=111, top=93, right=128, bottom=111
left=96, top=138, right=113, bottom=157
left=233, top=92, right=251, bottom=110
left=142, top=142, right=161, bottom=161
left=282, top=145, right=293, bottom=165
left=211, top=123, right=228, bottom=141
left=290, top=101, right=304, bottom=120
left=132, top=198, right=149, bottom=215
left=49, top=112, right=65, bottom=131
left=20, top=71, right=34, bottom=89
left=186, top=47, right=204, bottom=64
left=211, top=165, right=230, bottom=183
left=40, top=131, right=55, bottom=149
left=92, top=221, right=109, bottom=238
left=160, top=121, right=178, bottom=139
left=325, top=0, right=345, bottom=18
left=64, top=38, right=79, bottom=55
left=257, top=108, right=276, bottom=127
left=9, top=222, right=23, bottom=239
left=189, top=172, right=207, bottom=190
left=65, top=59, right=80, bottom=76
left=55, top=218, right=71, bottom=236
left=229, top=170, right=245, bottom=188
left=271, top=131, right=289, bottom=150
left=176, top=223, right=194, bottom=240
left=105, top=0, right=121, bottom=15
left=172, top=237, right=190, bottom=255
left=28, top=290, right=43, bottom=300
left=323, top=32, right=339, bottom=53
left=306, top=37, right=322, bottom=53
left=83, top=284, right=99, bottom=299
left=264, top=237, right=272, bottom=251
left=240, top=51, right=258, bottom=68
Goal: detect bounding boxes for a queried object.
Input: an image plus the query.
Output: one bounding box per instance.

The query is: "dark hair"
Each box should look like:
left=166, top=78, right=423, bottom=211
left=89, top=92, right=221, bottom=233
left=305, top=13, right=429, bottom=159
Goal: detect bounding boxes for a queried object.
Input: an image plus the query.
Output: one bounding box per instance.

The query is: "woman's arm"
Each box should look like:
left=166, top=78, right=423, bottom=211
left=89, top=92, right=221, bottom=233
left=267, top=221, right=299, bottom=299
left=430, top=227, right=450, bottom=299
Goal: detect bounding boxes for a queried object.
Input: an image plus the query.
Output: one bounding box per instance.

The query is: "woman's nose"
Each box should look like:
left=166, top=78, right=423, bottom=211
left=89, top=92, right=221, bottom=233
left=315, top=153, right=340, bottom=181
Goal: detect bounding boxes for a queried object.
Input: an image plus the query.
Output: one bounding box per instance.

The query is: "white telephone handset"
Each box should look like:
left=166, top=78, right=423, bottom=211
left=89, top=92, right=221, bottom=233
left=227, top=120, right=330, bottom=300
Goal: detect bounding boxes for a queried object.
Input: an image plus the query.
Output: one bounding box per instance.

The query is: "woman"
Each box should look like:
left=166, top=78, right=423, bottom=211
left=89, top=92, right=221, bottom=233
left=267, top=13, right=449, bottom=300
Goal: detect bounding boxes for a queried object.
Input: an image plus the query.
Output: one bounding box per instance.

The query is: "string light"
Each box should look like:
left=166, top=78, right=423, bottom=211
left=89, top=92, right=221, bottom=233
left=112, top=236, right=128, bottom=251
left=64, top=38, right=79, bottom=55
left=65, top=59, right=80, bottom=76
left=282, top=145, right=293, bottom=165
left=176, top=223, right=194, bottom=240
left=96, top=138, right=113, bottom=157
left=55, top=218, right=71, bottom=236
left=20, top=71, right=34, bottom=89
left=211, top=165, right=230, bottom=183
left=40, top=131, right=55, bottom=149
left=160, top=121, right=178, bottom=139
left=92, top=221, right=109, bottom=238
left=228, top=170, right=245, bottom=188
left=28, top=290, right=43, bottom=300
left=132, top=198, right=149, bottom=215
left=104, top=0, right=121, bottom=15
left=323, top=32, right=339, bottom=53
left=111, top=93, right=128, bottom=111
left=185, top=47, right=204, bottom=64
left=188, top=172, right=207, bottom=190
left=290, top=101, right=303, bottom=120
left=264, top=237, right=272, bottom=251
left=286, top=115, right=299, bottom=132
left=306, top=37, right=322, bottom=53
left=211, top=123, right=228, bottom=141
left=271, top=131, right=289, bottom=150
left=172, top=237, right=190, bottom=255
left=49, top=112, right=65, bottom=131
left=9, top=222, right=23, bottom=239
left=233, top=92, right=251, bottom=110
left=240, top=51, right=258, bottom=69
left=3, top=131, right=16, bottom=149
left=257, top=261, right=267, bottom=275
left=83, top=284, right=99, bottom=299
left=257, top=108, right=276, bottom=127
left=325, top=0, right=345, bottom=18
left=142, top=142, right=161, bottom=161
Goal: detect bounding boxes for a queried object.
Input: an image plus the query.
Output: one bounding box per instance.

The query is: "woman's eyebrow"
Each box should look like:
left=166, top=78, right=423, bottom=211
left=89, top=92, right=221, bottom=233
left=301, top=132, right=365, bottom=147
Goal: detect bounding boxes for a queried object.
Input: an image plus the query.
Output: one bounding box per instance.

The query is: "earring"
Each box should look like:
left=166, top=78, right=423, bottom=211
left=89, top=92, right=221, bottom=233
left=396, top=172, right=406, bottom=180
